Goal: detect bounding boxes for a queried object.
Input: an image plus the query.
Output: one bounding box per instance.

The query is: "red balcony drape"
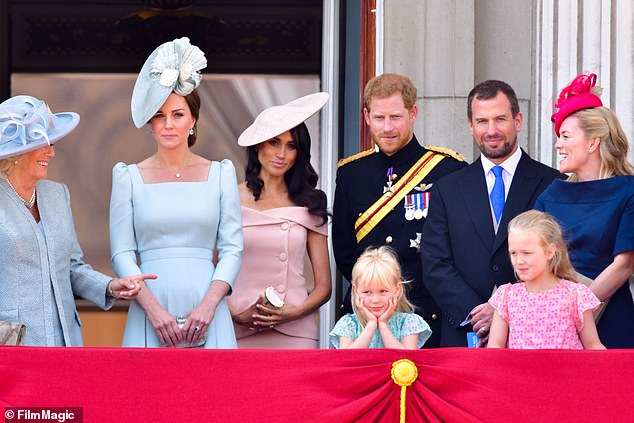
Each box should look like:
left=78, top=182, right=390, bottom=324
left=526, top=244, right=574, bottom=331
left=1, top=346, right=632, bottom=422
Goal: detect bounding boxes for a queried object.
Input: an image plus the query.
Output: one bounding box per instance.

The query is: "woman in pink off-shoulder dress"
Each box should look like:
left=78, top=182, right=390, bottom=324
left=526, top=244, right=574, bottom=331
left=227, top=93, right=332, bottom=348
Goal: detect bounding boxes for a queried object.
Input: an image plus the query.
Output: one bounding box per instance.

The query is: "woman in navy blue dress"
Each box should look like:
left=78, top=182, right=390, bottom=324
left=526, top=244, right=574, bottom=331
left=535, top=73, right=634, bottom=348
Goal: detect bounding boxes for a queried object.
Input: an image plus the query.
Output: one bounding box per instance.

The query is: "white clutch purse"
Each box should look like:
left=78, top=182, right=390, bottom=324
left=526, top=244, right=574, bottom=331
left=262, top=286, right=284, bottom=309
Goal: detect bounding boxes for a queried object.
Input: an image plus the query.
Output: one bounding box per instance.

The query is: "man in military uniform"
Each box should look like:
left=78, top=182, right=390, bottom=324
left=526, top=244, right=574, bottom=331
left=332, top=73, right=467, bottom=348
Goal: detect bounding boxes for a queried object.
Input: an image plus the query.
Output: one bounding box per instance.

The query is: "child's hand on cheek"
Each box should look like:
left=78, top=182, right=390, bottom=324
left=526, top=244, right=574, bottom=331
left=356, top=296, right=377, bottom=324
left=378, top=295, right=397, bottom=324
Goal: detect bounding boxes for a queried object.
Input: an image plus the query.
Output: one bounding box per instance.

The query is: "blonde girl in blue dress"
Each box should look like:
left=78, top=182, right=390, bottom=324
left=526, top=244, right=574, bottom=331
left=330, top=246, right=431, bottom=349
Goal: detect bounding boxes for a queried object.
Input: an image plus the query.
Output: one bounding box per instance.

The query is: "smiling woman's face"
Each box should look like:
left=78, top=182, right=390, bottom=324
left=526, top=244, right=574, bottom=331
left=12, top=145, right=55, bottom=184
left=554, top=115, right=595, bottom=175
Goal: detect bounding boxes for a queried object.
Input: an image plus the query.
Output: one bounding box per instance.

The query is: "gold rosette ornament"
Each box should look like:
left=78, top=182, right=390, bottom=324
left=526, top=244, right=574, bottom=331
left=391, top=359, right=418, bottom=423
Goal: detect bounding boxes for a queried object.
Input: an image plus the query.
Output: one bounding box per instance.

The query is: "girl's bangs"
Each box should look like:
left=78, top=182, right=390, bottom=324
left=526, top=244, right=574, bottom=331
left=354, top=266, right=399, bottom=290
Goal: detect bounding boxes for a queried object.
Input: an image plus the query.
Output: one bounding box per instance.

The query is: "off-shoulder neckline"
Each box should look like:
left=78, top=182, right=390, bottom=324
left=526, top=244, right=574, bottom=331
left=241, top=205, right=306, bottom=212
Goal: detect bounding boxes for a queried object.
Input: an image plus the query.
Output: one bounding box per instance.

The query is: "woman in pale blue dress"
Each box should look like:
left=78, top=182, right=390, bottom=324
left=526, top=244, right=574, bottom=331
left=109, top=38, right=242, bottom=348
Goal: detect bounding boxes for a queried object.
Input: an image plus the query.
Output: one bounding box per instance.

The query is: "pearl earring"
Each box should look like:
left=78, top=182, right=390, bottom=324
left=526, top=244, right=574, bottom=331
left=189, top=128, right=194, bottom=136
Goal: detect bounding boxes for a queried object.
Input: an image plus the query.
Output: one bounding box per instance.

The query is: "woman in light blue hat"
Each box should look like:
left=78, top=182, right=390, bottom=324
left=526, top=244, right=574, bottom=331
left=0, top=95, right=154, bottom=346
left=109, top=37, right=242, bottom=348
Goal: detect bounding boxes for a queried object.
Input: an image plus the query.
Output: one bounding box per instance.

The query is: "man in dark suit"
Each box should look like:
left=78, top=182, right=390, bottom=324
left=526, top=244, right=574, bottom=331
left=421, top=80, right=562, bottom=347
left=332, top=73, right=467, bottom=348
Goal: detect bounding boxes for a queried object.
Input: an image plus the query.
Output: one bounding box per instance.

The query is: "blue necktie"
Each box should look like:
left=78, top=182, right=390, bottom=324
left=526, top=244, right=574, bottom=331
left=490, top=166, right=505, bottom=224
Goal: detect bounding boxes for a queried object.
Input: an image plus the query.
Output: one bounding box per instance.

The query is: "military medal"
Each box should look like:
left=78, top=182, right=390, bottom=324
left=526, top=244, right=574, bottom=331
left=409, top=232, right=422, bottom=252
left=404, top=194, right=415, bottom=221
left=413, top=193, right=424, bottom=220
left=383, top=166, right=395, bottom=195
left=421, top=192, right=430, bottom=218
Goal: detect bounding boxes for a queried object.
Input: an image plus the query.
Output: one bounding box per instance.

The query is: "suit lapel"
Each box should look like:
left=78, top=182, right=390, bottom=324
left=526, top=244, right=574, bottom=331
left=492, top=152, right=541, bottom=254
left=458, top=159, right=495, bottom=249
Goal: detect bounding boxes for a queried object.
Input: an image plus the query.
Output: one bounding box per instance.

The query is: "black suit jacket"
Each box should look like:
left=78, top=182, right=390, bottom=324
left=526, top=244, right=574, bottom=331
left=421, top=150, right=562, bottom=346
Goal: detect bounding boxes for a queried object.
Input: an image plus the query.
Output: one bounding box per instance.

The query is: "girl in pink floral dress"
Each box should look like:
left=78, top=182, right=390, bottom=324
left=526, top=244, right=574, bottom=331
left=487, top=210, right=605, bottom=349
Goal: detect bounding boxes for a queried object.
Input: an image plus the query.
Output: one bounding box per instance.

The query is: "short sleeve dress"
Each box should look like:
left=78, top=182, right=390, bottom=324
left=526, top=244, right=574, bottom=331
left=535, top=176, right=634, bottom=348
left=227, top=206, right=328, bottom=348
left=489, top=280, right=601, bottom=349
left=109, top=161, right=243, bottom=348
left=329, top=312, right=432, bottom=349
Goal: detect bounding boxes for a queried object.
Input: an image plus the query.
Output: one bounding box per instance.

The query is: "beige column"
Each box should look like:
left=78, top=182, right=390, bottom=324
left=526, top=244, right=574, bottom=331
left=534, top=0, right=633, bottom=166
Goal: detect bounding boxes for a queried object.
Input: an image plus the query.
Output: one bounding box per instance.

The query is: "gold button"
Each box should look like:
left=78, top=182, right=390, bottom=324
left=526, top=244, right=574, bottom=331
left=391, top=174, right=398, bottom=181
left=431, top=314, right=438, bottom=320
left=385, top=236, right=393, bottom=243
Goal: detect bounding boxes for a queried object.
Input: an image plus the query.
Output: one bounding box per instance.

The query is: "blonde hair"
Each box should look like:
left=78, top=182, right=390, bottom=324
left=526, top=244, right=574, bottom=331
left=350, top=246, right=414, bottom=327
left=363, top=73, right=417, bottom=112
left=508, top=210, right=578, bottom=282
left=0, top=154, right=23, bottom=178
left=567, top=107, right=634, bottom=182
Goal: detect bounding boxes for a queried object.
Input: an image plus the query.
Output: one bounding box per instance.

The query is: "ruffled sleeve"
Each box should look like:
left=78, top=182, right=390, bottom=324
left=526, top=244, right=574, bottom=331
left=489, top=283, right=511, bottom=321
left=211, top=160, right=243, bottom=291
left=398, top=313, right=432, bottom=348
left=571, top=282, right=601, bottom=330
left=109, top=162, right=142, bottom=277
left=329, top=314, right=360, bottom=349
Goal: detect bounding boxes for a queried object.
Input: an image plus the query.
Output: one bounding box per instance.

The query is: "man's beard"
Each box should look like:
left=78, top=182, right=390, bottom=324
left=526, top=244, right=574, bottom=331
left=477, top=135, right=516, bottom=159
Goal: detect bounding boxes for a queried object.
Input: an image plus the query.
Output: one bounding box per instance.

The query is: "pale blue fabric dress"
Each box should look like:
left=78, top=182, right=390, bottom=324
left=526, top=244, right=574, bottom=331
left=109, top=160, right=242, bottom=348
left=329, top=312, right=432, bottom=349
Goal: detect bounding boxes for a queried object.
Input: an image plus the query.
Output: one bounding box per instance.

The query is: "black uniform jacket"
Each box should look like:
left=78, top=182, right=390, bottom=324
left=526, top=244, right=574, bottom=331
left=421, top=150, right=562, bottom=346
left=332, top=136, right=467, bottom=347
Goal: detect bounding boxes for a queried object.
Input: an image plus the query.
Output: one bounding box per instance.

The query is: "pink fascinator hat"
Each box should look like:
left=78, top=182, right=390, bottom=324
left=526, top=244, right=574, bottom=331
left=551, top=72, right=603, bottom=136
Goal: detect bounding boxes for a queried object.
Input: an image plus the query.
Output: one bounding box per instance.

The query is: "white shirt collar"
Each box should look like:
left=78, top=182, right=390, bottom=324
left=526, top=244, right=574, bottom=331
left=480, top=145, right=522, bottom=177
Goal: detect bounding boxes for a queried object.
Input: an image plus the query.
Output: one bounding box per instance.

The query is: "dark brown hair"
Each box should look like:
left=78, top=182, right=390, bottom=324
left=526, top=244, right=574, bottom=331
left=467, top=80, right=520, bottom=120
left=245, top=122, right=328, bottom=225
left=183, top=89, right=201, bottom=147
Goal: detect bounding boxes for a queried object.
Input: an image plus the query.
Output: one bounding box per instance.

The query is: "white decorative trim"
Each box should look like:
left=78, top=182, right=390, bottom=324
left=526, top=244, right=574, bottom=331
left=318, top=0, right=340, bottom=349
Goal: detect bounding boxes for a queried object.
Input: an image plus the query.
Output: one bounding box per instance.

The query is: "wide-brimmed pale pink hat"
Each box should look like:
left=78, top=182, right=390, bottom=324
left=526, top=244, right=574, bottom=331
left=238, top=92, right=329, bottom=147
left=551, top=72, right=603, bottom=136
